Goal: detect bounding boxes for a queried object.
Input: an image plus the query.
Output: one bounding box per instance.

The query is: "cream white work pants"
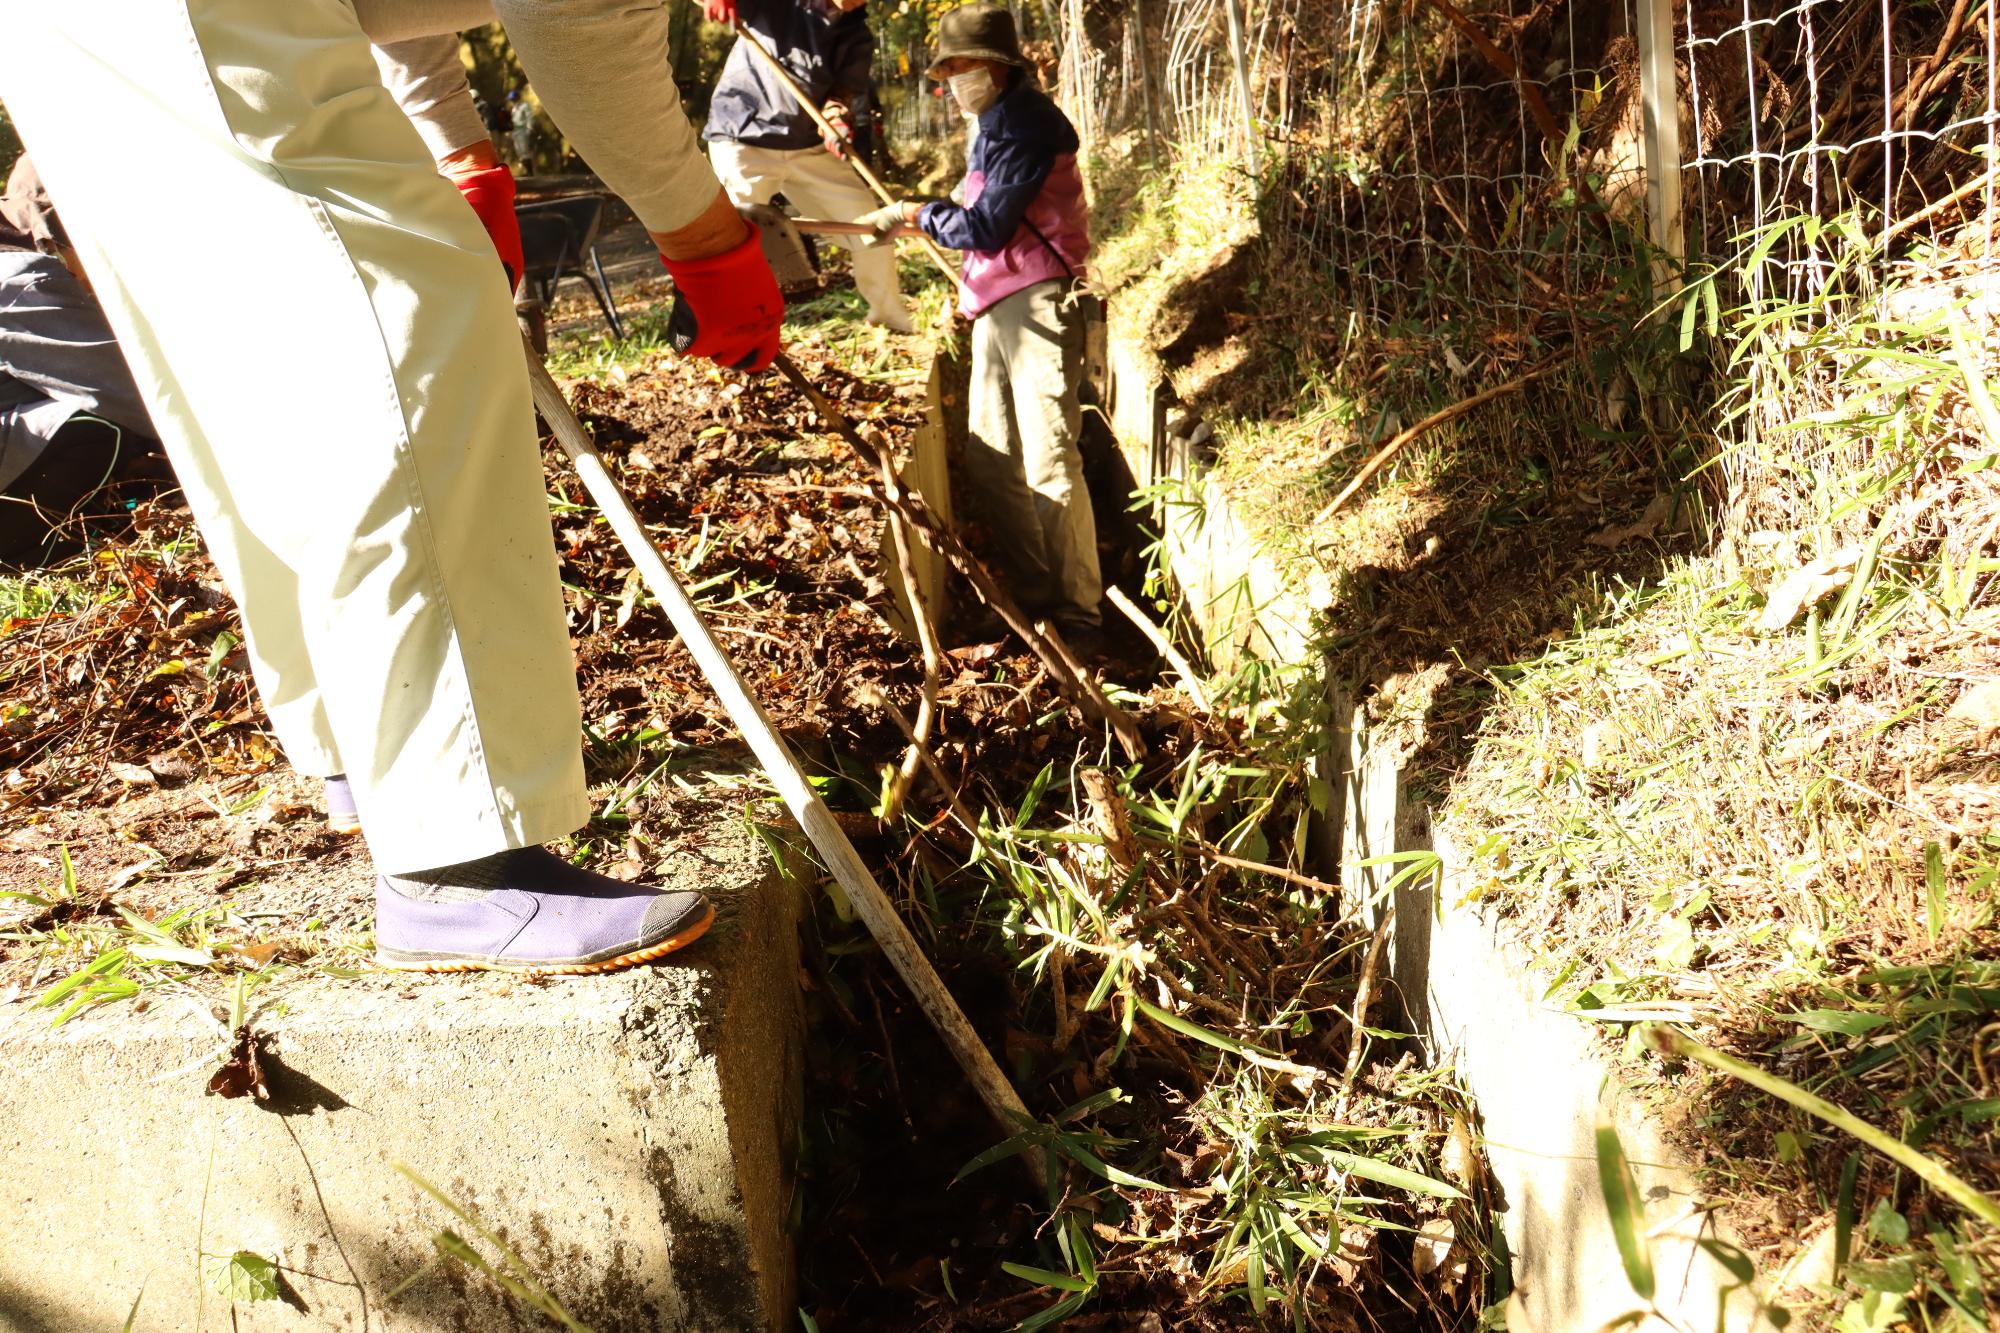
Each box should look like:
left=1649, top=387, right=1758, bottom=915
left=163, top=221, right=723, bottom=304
left=0, top=0, right=591, bottom=873
left=709, top=139, right=909, bottom=324
left=966, top=279, right=1101, bottom=627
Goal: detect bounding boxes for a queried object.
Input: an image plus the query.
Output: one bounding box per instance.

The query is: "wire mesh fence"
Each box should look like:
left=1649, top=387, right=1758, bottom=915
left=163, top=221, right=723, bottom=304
left=1680, top=2, right=1998, bottom=297
left=1019, top=0, right=1995, bottom=340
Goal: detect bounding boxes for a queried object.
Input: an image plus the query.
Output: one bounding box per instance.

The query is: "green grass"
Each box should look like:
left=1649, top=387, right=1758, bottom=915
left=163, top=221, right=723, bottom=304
left=0, top=568, right=100, bottom=621
left=2, top=851, right=370, bottom=1026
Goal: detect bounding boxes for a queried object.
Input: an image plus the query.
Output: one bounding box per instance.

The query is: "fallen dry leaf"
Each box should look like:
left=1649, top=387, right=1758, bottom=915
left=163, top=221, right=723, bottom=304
left=1439, top=1112, right=1479, bottom=1187
left=1413, top=1216, right=1469, bottom=1288
left=146, top=753, right=197, bottom=787
left=228, top=941, right=283, bottom=967
left=1326, top=1223, right=1377, bottom=1285
left=1586, top=493, right=1673, bottom=549
left=1580, top=718, right=1625, bottom=769
left=1756, top=547, right=1861, bottom=633
left=1944, top=679, right=2000, bottom=747
left=207, top=1026, right=269, bottom=1102
left=1411, top=1217, right=1456, bottom=1278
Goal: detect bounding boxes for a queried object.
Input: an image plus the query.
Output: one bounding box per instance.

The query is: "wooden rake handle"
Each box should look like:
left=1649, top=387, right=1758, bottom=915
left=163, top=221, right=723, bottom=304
left=525, top=342, right=1042, bottom=1185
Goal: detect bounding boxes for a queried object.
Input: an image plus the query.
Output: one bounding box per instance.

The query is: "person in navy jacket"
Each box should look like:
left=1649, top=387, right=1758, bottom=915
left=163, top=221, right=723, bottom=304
left=863, top=3, right=1101, bottom=636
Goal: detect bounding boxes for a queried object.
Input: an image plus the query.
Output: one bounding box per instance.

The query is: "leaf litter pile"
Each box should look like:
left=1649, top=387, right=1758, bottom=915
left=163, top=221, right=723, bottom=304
left=1, top=335, right=1483, bottom=1329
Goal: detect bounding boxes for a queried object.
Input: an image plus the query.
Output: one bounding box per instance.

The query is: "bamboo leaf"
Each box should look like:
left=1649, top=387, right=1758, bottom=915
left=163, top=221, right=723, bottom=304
left=1051, top=1134, right=1171, bottom=1191
left=1014, top=1289, right=1089, bottom=1332
left=1646, top=1026, right=2000, bottom=1230
left=1790, top=1009, right=1890, bottom=1036
left=953, top=1128, right=1047, bottom=1183
left=1594, top=1120, right=1655, bottom=1301
left=1000, top=1262, right=1091, bottom=1293
left=1320, top=1147, right=1463, bottom=1200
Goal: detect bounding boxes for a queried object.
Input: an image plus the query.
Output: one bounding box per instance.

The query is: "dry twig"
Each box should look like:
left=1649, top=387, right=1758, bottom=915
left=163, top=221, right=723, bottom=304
left=1339, top=907, right=1396, bottom=1105
left=1312, top=352, right=1574, bottom=525
left=775, top=355, right=1147, bottom=760
left=1106, top=585, right=1214, bottom=713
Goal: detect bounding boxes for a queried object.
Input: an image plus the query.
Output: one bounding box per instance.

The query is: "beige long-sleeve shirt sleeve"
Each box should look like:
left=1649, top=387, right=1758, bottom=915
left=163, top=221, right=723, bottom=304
left=354, top=0, right=722, bottom=233
left=372, top=34, right=488, bottom=160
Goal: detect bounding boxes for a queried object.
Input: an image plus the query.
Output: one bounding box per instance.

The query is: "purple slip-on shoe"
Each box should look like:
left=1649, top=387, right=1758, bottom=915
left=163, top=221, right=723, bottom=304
left=324, top=775, right=362, bottom=835
left=375, top=847, right=715, bottom=974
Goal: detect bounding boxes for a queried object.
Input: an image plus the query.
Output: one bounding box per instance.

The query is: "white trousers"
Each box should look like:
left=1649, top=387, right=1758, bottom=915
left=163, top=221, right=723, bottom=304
left=966, top=280, right=1101, bottom=625
left=0, top=0, right=592, bottom=872
left=709, top=139, right=908, bottom=322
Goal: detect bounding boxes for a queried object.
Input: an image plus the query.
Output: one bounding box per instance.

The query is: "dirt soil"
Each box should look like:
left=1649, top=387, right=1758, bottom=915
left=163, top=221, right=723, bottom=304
left=2, top=321, right=1473, bottom=1328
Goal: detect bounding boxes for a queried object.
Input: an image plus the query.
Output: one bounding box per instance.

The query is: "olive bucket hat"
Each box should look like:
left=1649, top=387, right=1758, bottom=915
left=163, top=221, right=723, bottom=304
left=925, top=3, right=1031, bottom=79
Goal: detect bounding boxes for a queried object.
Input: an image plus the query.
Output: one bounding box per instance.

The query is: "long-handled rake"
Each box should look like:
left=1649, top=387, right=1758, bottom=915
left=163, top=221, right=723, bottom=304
left=522, top=342, right=1045, bottom=1183
left=727, top=20, right=965, bottom=296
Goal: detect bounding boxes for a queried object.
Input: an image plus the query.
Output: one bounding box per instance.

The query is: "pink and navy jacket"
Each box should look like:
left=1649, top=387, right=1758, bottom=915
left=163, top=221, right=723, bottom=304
left=918, top=77, right=1091, bottom=319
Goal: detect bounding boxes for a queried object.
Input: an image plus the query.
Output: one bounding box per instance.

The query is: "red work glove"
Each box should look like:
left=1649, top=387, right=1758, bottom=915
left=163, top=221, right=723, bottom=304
left=446, top=161, right=523, bottom=291
left=702, top=0, right=737, bottom=21
left=661, top=231, right=784, bottom=372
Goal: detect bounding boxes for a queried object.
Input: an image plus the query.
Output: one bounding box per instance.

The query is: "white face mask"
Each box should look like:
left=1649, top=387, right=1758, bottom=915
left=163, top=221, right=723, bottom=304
left=948, top=68, right=1001, bottom=117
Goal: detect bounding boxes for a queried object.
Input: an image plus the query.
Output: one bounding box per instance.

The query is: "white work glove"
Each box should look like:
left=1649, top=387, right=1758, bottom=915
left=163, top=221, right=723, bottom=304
left=855, top=202, right=917, bottom=247
left=821, top=100, right=854, bottom=158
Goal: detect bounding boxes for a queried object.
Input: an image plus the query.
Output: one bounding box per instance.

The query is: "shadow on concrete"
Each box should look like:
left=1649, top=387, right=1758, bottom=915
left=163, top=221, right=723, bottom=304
left=0, top=1278, right=111, bottom=1333
left=259, top=1045, right=356, bottom=1118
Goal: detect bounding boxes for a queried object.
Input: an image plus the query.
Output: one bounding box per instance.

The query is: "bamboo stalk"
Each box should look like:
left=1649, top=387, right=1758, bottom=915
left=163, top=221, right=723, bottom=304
left=875, top=456, right=943, bottom=824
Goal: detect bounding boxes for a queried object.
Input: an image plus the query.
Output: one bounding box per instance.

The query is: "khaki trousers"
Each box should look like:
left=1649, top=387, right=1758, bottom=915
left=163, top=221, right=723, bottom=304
left=0, top=0, right=590, bottom=872
left=709, top=139, right=908, bottom=323
left=966, top=280, right=1101, bottom=625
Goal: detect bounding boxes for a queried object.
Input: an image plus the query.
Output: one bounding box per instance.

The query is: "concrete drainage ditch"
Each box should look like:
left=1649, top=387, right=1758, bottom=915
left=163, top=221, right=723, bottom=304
left=1103, top=327, right=1770, bottom=1332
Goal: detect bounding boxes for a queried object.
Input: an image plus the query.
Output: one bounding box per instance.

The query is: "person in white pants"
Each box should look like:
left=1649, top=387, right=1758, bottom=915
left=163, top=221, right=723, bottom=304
left=0, top=0, right=787, bottom=974
left=702, top=0, right=916, bottom=333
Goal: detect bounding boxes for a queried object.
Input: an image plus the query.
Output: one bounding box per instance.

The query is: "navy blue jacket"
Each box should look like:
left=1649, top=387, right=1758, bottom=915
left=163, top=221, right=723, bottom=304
left=918, top=74, right=1078, bottom=255
left=703, top=0, right=875, bottom=151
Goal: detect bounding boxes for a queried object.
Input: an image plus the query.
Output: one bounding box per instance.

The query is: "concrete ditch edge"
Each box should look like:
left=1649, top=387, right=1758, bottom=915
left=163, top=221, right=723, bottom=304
left=0, top=817, right=802, bottom=1332
left=1102, top=327, right=1768, bottom=1330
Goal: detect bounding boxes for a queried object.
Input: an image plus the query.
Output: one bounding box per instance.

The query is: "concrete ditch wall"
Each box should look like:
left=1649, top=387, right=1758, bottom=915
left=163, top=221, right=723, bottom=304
left=1102, top=328, right=1767, bottom=1330
left=0, top=822, right=801, bottom=1332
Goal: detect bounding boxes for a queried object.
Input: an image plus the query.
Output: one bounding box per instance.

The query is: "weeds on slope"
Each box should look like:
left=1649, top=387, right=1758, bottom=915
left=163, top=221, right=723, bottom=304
left=1448, top=212, right=2000, bottom=1322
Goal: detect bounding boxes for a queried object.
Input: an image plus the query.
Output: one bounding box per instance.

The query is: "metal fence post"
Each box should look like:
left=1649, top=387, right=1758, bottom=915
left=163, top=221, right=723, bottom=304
left=1636, top=0, right=1685, bottom=294
left=1223, top=0, right=1261, bottom=177
left=1133, top=0, right=1163, bottom=171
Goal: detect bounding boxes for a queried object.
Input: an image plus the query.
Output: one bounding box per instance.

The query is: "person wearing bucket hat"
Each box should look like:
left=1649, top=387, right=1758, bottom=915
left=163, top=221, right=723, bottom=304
left=858, top=2, right=1103, bottom=640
